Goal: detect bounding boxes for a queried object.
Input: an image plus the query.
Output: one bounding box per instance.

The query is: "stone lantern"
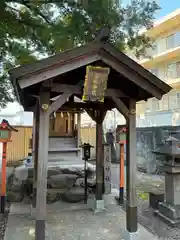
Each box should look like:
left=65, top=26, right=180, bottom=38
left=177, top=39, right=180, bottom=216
left=153, top=136, right=180, bottom=225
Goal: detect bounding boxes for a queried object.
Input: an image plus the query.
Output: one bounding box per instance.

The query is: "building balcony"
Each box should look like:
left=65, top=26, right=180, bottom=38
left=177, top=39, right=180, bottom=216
left=168, top=77, right=180, bottom=89
left=140, top=46, right=180, bottom=68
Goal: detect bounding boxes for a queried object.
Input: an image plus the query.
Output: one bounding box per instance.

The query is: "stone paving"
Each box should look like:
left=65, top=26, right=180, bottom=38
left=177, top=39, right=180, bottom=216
left=4, top=193, right=157, bottom=240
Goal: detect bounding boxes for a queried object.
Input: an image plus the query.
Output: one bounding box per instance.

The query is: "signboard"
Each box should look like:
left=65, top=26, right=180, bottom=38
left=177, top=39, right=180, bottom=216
left=82, top=65, right=110, bottom=103
left=104, top=144, right=111, bottom=194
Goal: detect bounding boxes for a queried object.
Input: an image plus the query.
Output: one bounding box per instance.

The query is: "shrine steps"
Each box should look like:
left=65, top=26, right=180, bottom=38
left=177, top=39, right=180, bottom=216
left=48, top=137, right=81, bottom=162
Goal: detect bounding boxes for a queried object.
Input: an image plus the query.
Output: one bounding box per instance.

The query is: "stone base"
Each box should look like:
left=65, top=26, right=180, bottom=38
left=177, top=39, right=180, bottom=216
left=93, top=200, right=106, bottom=213
left=123, top=229, right=138, bottom=240
left=154, top=201, right=180, bottom=226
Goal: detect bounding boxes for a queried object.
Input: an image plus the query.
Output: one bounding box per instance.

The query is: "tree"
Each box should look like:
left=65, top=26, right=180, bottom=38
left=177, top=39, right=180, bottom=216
left=0, top=0, right=160, bottom=108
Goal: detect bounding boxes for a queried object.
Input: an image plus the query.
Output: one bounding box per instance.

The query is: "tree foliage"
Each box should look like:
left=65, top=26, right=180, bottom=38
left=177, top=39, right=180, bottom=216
left=0, top=0, right=160, bottom=108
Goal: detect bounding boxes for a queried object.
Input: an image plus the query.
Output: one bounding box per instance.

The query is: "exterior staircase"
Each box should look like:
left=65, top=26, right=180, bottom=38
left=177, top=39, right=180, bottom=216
left=48, top=137, right=81, bottom=162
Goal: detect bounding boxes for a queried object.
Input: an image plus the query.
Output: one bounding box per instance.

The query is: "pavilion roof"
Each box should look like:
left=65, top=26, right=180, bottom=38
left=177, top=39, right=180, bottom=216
left=9, top=39, right=172, bottom=111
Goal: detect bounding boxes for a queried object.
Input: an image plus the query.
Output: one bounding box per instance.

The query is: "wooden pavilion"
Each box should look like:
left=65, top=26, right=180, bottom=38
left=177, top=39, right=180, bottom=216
left=9, top=34, right=171, bottom=240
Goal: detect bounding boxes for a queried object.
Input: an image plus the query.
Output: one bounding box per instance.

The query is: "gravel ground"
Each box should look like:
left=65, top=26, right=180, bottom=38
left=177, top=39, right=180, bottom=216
left=135, top=174, right=180, bottom=240
left=110, top=164, right=180, bottom=239
left=138, top=200, right=180, bottom=240
left=2, top=164, right=180, bottom=239
left=0, top=203, right=10, bottom=240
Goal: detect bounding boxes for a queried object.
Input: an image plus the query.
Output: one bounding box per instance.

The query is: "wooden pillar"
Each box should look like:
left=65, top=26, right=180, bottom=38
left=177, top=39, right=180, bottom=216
left=35, top=90, right=50, bottom=240
left=125, top=99, right=138, bottom=236
left=77, top=112, right=81, bottom=154
left=72, top=112, right=75, bottom=136
left=94, top=110, right=107, bottom=211
left=0, top=142, right=7, bottom=213
left=96, top=121, right=104, bottom=201
left=119, top=142, right=124, bottom=204
left=32, top=102, right=40, bottom=208
left=85, top=109, right=106, bottom=211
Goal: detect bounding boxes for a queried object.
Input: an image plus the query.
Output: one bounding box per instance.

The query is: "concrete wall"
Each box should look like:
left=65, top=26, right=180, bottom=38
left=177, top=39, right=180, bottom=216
left=136, top=125, right=180, bottom=173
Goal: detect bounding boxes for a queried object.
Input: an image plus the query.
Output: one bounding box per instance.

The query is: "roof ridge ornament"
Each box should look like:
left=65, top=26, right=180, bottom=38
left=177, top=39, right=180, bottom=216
left=94, top=26, right=111, bottom=43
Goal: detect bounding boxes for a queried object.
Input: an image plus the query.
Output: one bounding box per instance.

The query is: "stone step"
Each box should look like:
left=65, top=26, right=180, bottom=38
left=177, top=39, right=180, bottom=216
left=49, top=137, right=77, bottom=149
left=48, top=152, right=81, bottom=160
left=48, top=148, right=80, bottom=152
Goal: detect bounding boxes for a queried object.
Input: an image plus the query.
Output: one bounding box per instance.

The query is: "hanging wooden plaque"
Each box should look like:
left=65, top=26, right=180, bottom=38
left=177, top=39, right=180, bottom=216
left=82, top=66, right=110, bottom=103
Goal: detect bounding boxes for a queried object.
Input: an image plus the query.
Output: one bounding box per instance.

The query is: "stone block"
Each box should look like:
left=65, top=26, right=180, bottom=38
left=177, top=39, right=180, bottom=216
left=94, top=200, right=106, bottom=213
left=62, top=187, right=85, bottom=203
left=49, top=174, right=77, bottom=188
left=149, top=191, right=164, bottom=209
left=158, top=202, right=180, bottom=220
left=155, top=201, right=180, bottom=226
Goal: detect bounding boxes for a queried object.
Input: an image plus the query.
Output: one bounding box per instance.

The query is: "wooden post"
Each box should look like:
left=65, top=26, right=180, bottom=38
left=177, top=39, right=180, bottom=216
left=96, top=121, right=104, bottom=201
left=104, top=143, right=111, bottom=195
left=0, top=142, right=7, bottom=213
left=85, top=109, right=106, bottom=211
left=35, top=91, right=50, bottom=240
left=125, top=99, right=138, bottom=237
left=77, top=112, right=81, bottom=156
left=119, top=142, right=124, bottom=204
left=32, top=103, right=40, bottom=208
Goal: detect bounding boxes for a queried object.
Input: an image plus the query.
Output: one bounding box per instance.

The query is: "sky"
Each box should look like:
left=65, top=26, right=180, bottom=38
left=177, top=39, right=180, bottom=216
left=122, top=0, right=179, bottom=19
left=156, top=0, right=179, bottom=18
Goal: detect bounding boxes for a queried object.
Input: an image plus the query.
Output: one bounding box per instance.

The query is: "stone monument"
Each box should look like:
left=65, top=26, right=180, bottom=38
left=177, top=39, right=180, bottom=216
left=153, top=136, right=180, bottom=225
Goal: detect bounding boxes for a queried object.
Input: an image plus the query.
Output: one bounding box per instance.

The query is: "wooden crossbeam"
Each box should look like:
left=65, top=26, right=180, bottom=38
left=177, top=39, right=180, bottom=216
left=51, top=83, right=128, bottom=98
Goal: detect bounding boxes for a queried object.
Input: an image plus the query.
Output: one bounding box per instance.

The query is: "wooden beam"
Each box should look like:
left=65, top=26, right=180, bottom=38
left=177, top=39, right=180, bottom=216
left=48, top=93, right=72, bottom=115
left=50, top=101, right=114, bottom=111
left=18, top=54, right=100, bottom=89
left=100, top=50, right=162, bottom=100
left=111, top=90, right=129, bottom=119
left=35, top=90, right=50, bottom=240
left=51, top=83, right=128, bottom=98
left=51, top=84, right=82, bottom=94
left=126, top=99, right=138, bottom=234
left=86, top=109, right=107, bottom=123
left=106, top=89, right=128, bottom=98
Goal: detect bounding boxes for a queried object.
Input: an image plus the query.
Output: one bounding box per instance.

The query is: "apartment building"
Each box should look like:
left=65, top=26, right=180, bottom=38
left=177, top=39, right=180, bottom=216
left=82, top=9, right=180, bottom=129
left=135, top=9, right=180, bottom=127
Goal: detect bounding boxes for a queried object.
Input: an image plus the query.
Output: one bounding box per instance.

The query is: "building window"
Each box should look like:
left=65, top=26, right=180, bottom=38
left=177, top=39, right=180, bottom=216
left=167, top=63, right=177, bottom=79
left=146, top=99, right=152, bottom=112
left=175, top=32, right=180, bottom=47
left=176, top=61, right=180, bottom=77
left=167, top=62, right=180, bottom=79
left=177, top=92, right=180, bottom=106
left=156, top=38, right=166, bottom=54
left=169, top=92, right=177, bottom=109
left=158, top=67, right=167, bottom=82
left=159, top=95, right=169, bottom=110
left=152, top=98, right=159, bottom=111
left=136, top=101, right=145, bottom=115
left=166, top=34, right=174, bottom=50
